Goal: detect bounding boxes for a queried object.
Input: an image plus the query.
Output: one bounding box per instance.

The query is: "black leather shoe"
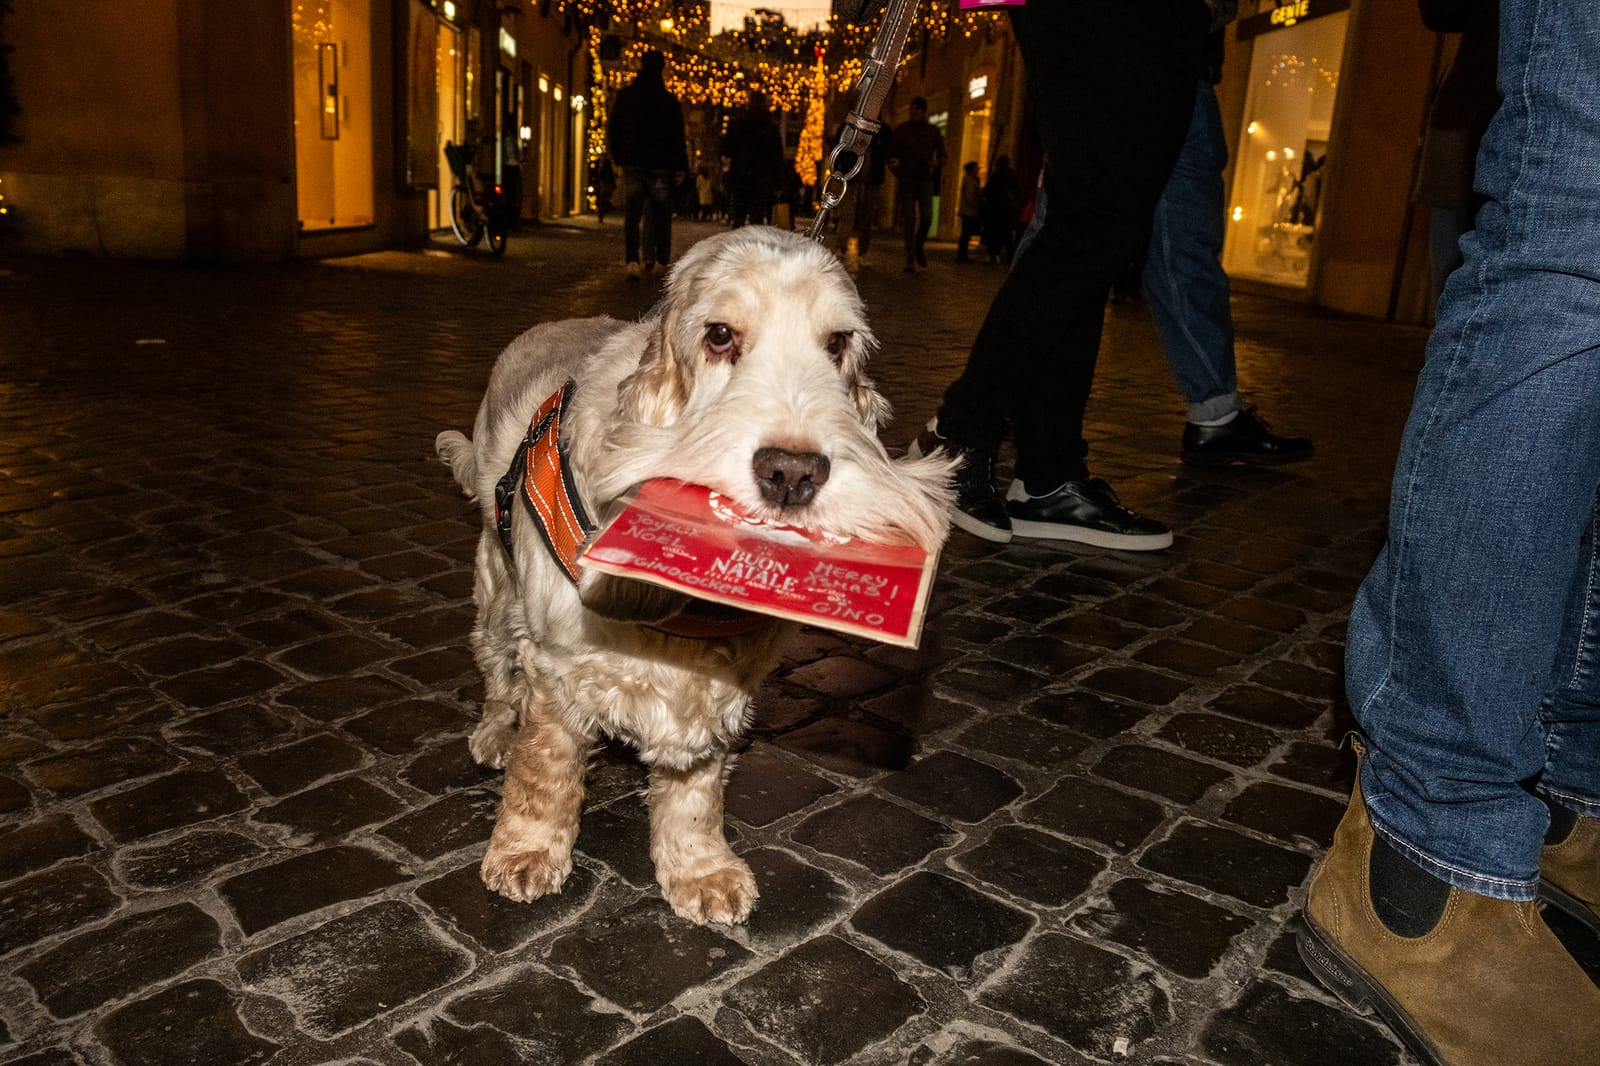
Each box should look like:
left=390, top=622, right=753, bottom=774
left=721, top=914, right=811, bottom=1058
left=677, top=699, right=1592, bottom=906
left=907, top=421, right=1012, bottom=543
left=1181, top=407, right=1313, bottom=466
left=1005, top=478, right=1172, bottom=551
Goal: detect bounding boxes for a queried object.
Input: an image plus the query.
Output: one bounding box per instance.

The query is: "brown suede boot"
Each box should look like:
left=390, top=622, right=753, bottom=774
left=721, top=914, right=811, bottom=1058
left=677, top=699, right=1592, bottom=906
left=1299, top=755, right=1600, bottom=1065
left=1541, top=805, right=1600, bottom=937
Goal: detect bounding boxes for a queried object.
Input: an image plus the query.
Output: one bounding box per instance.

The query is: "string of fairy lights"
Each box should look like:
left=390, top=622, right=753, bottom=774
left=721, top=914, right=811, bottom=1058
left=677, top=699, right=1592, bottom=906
left=561, top=1, right=1003, bottom=187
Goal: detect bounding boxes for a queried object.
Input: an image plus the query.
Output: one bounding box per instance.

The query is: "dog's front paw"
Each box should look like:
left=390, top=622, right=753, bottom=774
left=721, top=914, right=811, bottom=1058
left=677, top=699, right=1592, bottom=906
left=481, top=845, right=571, bottom=902
left=660, top=860, right=759, bottom=925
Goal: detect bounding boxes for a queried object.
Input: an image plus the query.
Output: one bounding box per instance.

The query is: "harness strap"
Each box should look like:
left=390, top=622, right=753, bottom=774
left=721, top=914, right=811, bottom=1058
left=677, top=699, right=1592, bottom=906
left=493, top=381, right=595, bottom=584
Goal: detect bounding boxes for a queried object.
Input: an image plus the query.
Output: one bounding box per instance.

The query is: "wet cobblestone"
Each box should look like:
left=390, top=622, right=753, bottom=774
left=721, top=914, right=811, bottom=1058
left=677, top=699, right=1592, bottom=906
left=1, top=220, right=1594, bottom=1064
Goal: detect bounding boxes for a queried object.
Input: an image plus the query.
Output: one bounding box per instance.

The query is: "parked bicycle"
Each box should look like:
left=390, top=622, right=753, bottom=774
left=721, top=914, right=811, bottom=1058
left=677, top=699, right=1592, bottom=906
left=444, top=140, right=515, bottom=256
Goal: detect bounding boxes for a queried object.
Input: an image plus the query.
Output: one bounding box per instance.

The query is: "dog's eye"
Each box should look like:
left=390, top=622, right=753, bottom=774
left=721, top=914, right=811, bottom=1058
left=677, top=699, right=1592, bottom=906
left=705, top=323, right=739, bottom=361
left=825, top=331, right=852, bottom=365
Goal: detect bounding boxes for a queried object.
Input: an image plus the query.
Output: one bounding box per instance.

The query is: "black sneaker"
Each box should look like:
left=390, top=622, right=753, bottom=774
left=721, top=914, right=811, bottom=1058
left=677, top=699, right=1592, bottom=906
left=907, top=420, right=1013, bottom=543
left=1182, top=407, right=1313, bottom=466
left=1005, top=478, right=1173, bottom=550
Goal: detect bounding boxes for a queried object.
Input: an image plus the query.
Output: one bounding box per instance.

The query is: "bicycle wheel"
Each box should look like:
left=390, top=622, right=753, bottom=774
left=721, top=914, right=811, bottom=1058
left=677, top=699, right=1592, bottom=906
left=449, top=184, right=484, bottom=247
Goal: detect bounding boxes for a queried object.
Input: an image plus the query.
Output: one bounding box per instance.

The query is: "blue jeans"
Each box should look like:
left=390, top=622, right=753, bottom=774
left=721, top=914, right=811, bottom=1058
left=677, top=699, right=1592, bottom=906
left=1346, top=0, right=1600, bottom=901
left=622, top=165, right=674, bottom=266
left=1142, top=81, right=1240, bottom=424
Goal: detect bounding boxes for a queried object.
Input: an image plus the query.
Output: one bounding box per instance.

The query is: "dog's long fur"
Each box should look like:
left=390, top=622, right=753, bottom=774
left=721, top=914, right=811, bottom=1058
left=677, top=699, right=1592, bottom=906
left=436, top=227, right=953, bottom=924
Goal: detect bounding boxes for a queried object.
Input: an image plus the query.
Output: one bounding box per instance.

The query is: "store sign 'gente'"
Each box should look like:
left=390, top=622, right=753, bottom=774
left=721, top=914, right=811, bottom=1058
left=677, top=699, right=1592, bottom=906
left=1271, top=0, right=1312, bottom=25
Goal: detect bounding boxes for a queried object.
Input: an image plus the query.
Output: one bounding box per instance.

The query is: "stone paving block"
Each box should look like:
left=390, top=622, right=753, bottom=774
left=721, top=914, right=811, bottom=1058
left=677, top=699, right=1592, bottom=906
left=576, top=800, right=657, bottom=888
left=1132, top=638, right=1242, bottom=678
left=1022, top=776, right=1165, bottom=854
left=931, top=658, right=1043, bottom=707
left=1024, top=689, right=1151, bottom=738
left=272, top=674, right=415, bottom=723
left=343, top=698, right=467, bottom=755
left=1249, top=659, right=1340, bottom=702
left=1214, top=596, right=1307, bottom=633
left=441, top=965, right=632, bottom=1059
left=95, top=979, right=281, bottom=1066
left=852, top=870, right=1033, bottom=978
left=23, top=688, right=167, bottom=742
left=748, top=691, right=825, bottom=734
left=1092, top=745, right=1231, bottom=804
left=791, top=795, right=957, bottom=875
left=978, top=932, right=1170, bottom=1059
left=117, top=830, right=266, bottom=889
left=881, top=751, right=1024, bottom=824
left=1222, top=781, right=1346, bottom=847
left=0, top=814, right=97, bottom=881
left=1200, top=980, right=1403, bottom=1065
left=17, top=902, right=221, bottom=1017
left=783, top=655, right=898, bottom=699
left=157, top=660, right=290, bottom=709
left=219, top=844, right=409, bottom=935
left=1206, top=683, right=1323, bottom=730
left=236, top=900, right=472, bottom=1038
left=724, top=934, right=924, bottom=1065
left=741, top=846, right=853, bottom=950
left=776, top=715, right=914, bottom=778
left=1138, top=822, right=1315, bottom=909
left=957, top=712, right=1092, bottom=769
left=253, top=777, right=409, bottom=845
left=401, top=737, right=498, bottom=795
left=416, top=860, right=598, bottom=952
left=1042, top=611, right=1151, bottom=650
left=22, top=737, right=181, bottom=799
left=985, top=634, right=1100, bottom=676
left=0, top=864, right=120, bottom=957
left=912, top=1038, right=1063, bottom=1065
left=88, top=769, right=250, bottom=843
left=375, top=788, right=497, bottom=861
left=275, top=633, right=398, bottom=679
left=1080, top=666, right=1191, bottom=707
left=238, top=732, right=368, bottom=795
left=1069, top=878, right=1253, bottom=980
left=1155, top=712, right=1282, bottom=768
left=167, top=705, right=293, bottom=757
left=954, top=824, right=1107, bottom=908
left=547, top=899, right=752, bottom=1014
left=597, top=1016, right=749, bottom=1066
left=860, top=683, right=971, bottom=734
left=725, top=746, right=839, bottom=827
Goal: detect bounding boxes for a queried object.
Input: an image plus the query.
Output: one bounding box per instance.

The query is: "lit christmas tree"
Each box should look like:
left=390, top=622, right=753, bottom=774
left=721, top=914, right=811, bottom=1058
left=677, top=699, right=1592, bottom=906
left=794, top=51, right=826, bottom=193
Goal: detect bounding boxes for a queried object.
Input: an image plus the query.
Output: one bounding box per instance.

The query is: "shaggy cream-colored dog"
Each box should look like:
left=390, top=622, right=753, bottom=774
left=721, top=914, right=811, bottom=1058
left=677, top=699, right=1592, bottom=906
left=436, top=227, right=952, bottom=925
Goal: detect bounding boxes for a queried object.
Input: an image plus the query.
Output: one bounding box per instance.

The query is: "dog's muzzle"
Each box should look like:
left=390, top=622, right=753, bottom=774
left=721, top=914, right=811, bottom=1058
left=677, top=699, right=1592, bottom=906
left=752, top=447, right=830, bottom=508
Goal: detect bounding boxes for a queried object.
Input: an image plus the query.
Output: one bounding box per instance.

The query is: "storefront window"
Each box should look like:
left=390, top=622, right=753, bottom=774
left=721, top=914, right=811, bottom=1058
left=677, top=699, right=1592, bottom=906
left=1223, top=10, right=1348, bottom=286
left=293, top=0, right=374, bottom=231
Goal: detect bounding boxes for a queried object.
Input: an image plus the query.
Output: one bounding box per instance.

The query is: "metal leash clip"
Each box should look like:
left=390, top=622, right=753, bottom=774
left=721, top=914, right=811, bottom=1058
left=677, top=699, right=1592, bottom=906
left=806, top=0, right=921, bottom=243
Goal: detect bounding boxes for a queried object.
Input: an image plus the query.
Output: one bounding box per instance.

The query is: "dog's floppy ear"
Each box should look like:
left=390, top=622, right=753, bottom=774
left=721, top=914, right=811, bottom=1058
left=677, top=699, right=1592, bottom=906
left=849, top=369, right=893, bottom=432
left=616, top=327, right=691, bottom=426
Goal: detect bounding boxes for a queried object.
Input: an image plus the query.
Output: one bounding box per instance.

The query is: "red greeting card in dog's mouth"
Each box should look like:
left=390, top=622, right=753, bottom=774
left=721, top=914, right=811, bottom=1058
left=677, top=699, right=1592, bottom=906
left=579, top=479, right=939, bottom=648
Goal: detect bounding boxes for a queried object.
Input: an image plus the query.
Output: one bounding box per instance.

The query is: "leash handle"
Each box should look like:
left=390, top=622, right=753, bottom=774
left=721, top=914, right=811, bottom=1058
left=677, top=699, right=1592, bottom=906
left=807, top=0, right=922, bottom=243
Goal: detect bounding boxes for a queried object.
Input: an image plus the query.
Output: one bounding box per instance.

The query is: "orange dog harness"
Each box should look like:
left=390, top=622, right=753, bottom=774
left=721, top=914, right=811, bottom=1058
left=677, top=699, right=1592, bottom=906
left=494, top=381, right=594, bottom=584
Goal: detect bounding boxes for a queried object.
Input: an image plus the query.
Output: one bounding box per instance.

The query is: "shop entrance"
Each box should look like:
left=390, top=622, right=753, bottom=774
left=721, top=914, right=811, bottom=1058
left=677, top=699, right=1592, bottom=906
left=428, top=19, right=463, bottom=231
left=293, top=0, right=374, bottom=231
left=1223, top=8, right=1349, bottom=287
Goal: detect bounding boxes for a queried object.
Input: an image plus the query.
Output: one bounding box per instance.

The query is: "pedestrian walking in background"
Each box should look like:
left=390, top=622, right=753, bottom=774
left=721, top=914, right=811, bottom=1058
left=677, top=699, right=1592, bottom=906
left=607, top=50, right=687, bottom=279
left=721, top=91, right=786, bottom=229
left=695, top=165, right=715, bottom=221
left=1140, top=7, right=1313, bottom=466
left=909, top=0, right=1207, bottom=549
left=592, top=157, right=617, bottom=224
left=979, top=154, right=1017, bottom=265
left=956, top=161, right=981, bottom=263
left=1298, top=1, right=1600, bottom=1061
left=887, top=96, right=944, bottom=272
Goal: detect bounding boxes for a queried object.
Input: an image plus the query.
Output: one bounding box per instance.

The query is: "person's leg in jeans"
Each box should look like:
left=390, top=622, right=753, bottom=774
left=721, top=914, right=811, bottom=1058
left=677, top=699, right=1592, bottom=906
left=1301, top=1, right=1600, bottom=1058
left=622, top=165, right=646, bottom=271
left=912, top=179, right=933, bottom=266
left=1143, top=80, right=1312, bottom=465
left=645, top=168, right=674, bottom=268
left=915, top=0, right=1199, bottom=548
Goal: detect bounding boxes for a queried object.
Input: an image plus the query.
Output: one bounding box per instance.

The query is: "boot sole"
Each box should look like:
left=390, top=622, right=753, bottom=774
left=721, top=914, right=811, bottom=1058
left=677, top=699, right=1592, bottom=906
left=1295, top=917, right=1446, bottom=1066
left=1540, top=877, right=1600, bottom=936
left=1009, top=517, right=1173, bottom=551
left=950, top=507, right=1013, bottom=543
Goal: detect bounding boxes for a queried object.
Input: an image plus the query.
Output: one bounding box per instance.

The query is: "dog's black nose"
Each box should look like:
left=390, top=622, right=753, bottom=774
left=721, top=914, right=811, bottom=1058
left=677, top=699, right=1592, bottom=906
left=753, top=447, right=830, bottom=508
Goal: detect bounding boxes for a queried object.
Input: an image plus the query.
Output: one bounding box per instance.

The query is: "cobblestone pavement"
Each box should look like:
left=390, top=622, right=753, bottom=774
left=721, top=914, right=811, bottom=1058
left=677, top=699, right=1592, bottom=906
left=2, top=220, right=1596, bottom=1066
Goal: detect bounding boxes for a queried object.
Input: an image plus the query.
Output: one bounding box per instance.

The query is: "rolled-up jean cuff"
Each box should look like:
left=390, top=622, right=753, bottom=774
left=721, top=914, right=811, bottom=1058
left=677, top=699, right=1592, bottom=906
left=1365, top=803, right=1541, bottom=903
left=1186, top=391, right=1239, bottom=424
